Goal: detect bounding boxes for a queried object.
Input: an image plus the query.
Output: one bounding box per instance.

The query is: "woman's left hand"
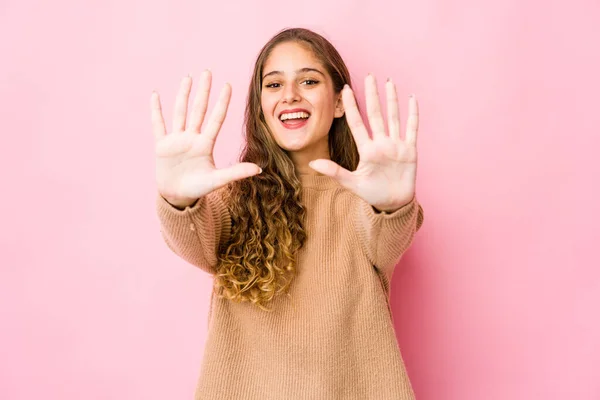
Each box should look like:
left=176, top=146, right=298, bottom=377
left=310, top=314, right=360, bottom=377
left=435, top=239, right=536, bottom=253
left=309, top=74, right=419, bottom=213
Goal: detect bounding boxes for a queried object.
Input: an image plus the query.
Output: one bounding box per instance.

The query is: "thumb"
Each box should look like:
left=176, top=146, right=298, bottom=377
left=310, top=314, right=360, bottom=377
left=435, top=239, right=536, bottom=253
left=308, top=159, right=353, bottom=186
left=214, top=162, right=262, bottom=186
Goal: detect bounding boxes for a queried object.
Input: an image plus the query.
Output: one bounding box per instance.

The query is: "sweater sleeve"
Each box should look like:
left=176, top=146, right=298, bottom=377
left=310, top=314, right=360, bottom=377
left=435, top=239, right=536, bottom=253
left=354, top=195, right=424, bottom=278
left=155, top=188, right=231, bottom=275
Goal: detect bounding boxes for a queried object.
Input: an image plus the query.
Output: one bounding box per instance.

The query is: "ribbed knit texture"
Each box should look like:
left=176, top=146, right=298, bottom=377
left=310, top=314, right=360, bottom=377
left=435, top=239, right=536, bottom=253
left=156, top=174, right=424, bottom=400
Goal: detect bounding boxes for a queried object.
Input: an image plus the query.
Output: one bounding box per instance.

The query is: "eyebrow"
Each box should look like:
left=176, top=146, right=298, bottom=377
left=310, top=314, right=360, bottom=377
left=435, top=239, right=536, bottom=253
left=262, top=67, right=326, bottom=80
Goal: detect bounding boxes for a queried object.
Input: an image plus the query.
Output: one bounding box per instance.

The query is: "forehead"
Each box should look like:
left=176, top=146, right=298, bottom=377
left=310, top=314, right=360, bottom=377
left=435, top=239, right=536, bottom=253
left=263, top=41, right=323, bottom=74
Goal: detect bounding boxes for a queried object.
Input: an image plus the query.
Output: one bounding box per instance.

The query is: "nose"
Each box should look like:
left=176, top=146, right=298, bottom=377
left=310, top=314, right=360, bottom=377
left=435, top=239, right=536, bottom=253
left=281, top=82, right=301, bottom=104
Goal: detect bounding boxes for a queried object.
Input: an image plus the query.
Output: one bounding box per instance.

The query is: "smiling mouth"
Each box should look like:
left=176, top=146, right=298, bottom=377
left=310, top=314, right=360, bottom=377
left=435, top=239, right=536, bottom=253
left=279, top=116, right=309, bottom=129
left=279, top=111, right=310, bottom=129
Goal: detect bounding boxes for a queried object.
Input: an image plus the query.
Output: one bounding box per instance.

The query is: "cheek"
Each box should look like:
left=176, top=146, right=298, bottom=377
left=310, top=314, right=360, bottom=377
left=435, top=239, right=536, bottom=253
left=309, top=91, right=335, bottom=115
left=260, top=95, right=276, bottom=118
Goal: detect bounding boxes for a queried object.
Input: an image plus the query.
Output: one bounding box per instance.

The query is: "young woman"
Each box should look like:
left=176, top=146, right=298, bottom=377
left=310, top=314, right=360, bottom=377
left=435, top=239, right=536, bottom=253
left=152, top=27, right=424, bottom=400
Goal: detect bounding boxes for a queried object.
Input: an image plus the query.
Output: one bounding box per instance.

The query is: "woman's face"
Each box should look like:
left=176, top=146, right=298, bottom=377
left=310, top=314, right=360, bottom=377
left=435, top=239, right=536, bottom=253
left=260, top=41, right=344, bottom=164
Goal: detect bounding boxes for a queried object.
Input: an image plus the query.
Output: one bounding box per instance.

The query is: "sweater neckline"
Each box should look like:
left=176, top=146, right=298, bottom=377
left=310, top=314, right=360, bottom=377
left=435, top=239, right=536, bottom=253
left=299, top=174, right=340, bottom=189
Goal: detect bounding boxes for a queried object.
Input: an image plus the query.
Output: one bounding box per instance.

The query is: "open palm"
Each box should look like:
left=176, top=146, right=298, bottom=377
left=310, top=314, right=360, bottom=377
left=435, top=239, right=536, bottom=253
left=152, top=71, right=262, bottom=208
left=309, top=75, right=419, bottom=212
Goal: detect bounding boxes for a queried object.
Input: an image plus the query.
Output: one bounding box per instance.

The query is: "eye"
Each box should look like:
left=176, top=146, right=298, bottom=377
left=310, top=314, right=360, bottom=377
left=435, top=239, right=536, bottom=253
left=265, top=83, right=281, bottom=88
left=302, top=79, right=319, bottom=85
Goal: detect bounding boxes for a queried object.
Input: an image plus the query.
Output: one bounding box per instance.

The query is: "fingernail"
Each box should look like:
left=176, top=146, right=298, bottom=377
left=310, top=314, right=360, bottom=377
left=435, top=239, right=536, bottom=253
left=259, top=168, right=263, bottom=173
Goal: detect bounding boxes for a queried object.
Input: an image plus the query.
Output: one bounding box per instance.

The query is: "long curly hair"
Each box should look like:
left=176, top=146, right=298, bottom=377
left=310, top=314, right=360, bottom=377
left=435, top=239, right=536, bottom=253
left=213, top=27, right=360, bottom=311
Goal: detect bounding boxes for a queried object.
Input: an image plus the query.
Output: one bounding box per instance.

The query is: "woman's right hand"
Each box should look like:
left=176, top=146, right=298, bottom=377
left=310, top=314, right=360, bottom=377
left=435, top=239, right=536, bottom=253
left=151, top=70, right=262, bottom=208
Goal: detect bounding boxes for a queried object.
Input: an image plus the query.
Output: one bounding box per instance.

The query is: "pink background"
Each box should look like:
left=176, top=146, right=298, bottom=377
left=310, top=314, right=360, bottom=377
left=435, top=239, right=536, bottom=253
left=1, top=0, right=599, bottom=399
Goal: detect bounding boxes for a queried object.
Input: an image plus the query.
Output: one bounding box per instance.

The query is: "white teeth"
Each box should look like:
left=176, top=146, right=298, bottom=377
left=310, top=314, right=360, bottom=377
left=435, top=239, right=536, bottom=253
left=280, top=111, right=310, bottom=121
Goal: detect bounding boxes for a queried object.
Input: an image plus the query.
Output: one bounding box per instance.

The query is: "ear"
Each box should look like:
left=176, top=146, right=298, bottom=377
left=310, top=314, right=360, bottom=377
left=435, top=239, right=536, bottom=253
left=334, top=92, right=345, bottom=118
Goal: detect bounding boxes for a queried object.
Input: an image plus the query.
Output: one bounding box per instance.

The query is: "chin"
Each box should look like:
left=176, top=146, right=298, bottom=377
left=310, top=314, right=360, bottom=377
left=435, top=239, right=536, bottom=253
left=272, top=129, right=311, bottom=150
left=270, top=121, right=328, bottom=154
left=277, top=139, right=310, bottom=152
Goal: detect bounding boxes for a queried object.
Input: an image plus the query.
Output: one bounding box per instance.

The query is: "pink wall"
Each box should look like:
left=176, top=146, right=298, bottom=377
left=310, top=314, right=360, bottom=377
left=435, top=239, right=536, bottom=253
left=1, top=0, right=599, bottom=399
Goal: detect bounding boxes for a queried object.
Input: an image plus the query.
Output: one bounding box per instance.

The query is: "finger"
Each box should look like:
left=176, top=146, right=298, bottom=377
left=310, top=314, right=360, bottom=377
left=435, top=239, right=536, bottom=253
left=188, top=70, right=212, bottom=133
left=405, top=95, right=419, bottom=146
left=172, top=75, right=193, bottom=133
left=203, top=83, right=232, bottom=146
left=342, top=85, right=370, bottom=148
left=212, top=162, right=262, bottom=187
left=385, top=79, right=401, bottom=141
left=308, top=159, right=354, bottom=187
left=150, top=91, right=167, bottom=141
left=365, top=74, right=386, bottom=139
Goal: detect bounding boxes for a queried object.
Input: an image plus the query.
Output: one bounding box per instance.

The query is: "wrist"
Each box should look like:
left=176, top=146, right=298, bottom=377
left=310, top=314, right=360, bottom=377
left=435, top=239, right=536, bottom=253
left=373, top=205, right=400, bottom=214
left=372, top=198, right=414, bottom=214
left=162, top=195, right=198, bottom=210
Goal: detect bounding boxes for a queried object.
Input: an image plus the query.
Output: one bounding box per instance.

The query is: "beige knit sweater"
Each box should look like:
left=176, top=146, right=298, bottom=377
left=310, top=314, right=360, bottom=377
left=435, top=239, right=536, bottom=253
left=156, top=174, right=424, bottom=400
